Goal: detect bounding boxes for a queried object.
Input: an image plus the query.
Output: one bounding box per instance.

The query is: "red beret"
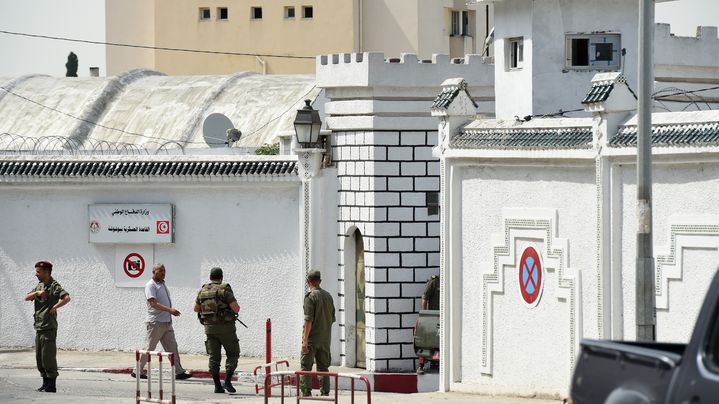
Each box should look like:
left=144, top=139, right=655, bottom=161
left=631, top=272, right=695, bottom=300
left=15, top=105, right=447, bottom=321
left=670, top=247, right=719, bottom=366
left=34, top=261, right=53, bottom=270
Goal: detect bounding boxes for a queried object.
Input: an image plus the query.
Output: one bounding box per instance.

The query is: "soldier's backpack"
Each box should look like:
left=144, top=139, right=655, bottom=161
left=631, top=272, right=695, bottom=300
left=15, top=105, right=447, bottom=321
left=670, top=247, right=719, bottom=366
left=198, top=283, right=234, bottom=325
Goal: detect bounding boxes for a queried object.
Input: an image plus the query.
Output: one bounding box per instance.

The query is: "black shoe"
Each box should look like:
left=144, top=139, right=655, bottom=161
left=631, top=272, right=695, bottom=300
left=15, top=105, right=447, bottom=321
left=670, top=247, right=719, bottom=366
left=37, top=377, right=48, bottom=392
left=130, top=372, right=147, bottom=379
left=44, top=378, right=56, bottom=393
left=223, top=375, right=236, bottom=393
left=212, top=372, right=224, bottom=393
left=175, top=371, right=192, bottom=380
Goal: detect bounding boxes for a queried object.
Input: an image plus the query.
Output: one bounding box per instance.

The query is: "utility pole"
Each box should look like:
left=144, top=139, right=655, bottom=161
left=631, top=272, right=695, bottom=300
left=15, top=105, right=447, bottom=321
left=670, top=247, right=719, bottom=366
left=636, top=0, right=656, bottom=342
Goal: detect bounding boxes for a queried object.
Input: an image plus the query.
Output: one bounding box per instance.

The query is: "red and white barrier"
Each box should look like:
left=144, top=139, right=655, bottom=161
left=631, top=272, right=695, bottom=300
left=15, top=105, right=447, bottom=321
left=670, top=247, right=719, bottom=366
left=135, top=350, right=176, bottom=404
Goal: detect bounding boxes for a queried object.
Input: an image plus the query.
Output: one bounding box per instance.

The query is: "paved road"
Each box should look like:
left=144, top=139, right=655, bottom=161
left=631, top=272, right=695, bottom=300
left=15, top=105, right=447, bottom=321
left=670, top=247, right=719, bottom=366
left=0, top=368, right=561, bottom=404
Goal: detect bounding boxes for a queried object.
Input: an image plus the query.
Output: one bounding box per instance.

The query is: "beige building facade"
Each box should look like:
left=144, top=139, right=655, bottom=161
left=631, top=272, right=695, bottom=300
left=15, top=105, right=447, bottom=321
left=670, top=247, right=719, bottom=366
left=106, top=0, right=492, bottom=76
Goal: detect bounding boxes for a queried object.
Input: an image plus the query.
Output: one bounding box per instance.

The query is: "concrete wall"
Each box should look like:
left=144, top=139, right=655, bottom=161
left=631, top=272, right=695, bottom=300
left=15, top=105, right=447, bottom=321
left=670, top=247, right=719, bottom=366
left=455, top=163, right=594, bottom=397
left=0, top=180, right=304, bottom=358
left=106, top=0, right=156, bottom=76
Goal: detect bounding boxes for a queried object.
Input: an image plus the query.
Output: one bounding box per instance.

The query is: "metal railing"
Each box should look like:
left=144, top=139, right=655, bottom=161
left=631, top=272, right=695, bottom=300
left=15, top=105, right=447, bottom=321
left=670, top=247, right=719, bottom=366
left=263, top=370, right=371, bottom=404
left=253, top=359, right=293, bottom=395
left=135, top=350, right=176, bottom=404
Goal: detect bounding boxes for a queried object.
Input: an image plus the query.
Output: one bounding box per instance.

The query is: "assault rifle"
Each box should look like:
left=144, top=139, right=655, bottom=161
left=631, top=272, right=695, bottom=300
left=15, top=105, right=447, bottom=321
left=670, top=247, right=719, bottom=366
left=197, top=311, right=248, bottom=328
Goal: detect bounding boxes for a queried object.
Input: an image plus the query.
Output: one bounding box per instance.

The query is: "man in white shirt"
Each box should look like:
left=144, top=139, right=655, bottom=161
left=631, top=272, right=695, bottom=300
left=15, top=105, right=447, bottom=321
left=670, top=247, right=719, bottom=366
left=132, top=263, right=192, bottom=380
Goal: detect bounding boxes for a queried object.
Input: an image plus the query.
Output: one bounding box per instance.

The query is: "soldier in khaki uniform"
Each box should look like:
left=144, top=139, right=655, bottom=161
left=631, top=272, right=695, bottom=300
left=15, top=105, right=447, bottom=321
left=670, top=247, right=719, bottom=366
left=24, top=261, right=71, bottom=393
left=194, top=267, right=240, bottom=394
left=301, top=270, right=336, bottom=396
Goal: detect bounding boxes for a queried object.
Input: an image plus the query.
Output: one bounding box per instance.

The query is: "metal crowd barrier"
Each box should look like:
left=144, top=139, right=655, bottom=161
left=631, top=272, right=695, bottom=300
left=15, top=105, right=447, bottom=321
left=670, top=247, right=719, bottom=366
left=263, top=370, right=371, bottom=404
left=135, top=350, right=176, bottom=404
left=253, top=359, right=294, bottom=395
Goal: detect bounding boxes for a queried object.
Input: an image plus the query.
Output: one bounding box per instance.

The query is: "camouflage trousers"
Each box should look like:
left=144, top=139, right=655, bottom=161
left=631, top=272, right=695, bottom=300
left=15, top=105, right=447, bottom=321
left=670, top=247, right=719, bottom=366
left=35, top=328, right=58, bottom=378
left=300, top=344, right=331, bottom=396
left=205, top=323, right=240, bottom=374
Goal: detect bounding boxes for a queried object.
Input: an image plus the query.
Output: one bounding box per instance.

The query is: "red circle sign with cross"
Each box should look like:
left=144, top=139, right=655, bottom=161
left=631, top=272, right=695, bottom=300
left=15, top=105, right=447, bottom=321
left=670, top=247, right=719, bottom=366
left=123, top=252, right=145, bottom=279
left=518, top=246, right=543, bottom=306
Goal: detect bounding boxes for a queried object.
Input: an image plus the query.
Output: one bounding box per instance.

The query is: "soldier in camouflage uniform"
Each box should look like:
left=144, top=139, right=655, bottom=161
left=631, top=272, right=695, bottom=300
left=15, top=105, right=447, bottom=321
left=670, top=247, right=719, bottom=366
left=24, top=261, right=71, bottom=393
left=301, top=270, right=336, bottom=396
left=194, top=267, right=240, bottom=394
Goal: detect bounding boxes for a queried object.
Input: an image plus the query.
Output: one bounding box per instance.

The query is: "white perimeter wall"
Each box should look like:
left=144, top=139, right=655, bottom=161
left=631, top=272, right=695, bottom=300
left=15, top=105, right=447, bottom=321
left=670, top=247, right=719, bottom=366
left=614, top=160, right=719, bottom=343
left=0, top=182, right=304, bottom=358
left=456, top=163, right=595, bottom=397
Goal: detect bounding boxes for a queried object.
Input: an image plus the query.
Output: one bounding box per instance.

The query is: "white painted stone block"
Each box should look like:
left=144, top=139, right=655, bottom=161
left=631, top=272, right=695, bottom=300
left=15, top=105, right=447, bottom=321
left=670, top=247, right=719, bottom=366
left=335, top=133, right=346, bottom=146
left=369, top=343, right=402, bottom=359
left=373, top=162, right=400, bottom=177
left=400, top=344, right=417, bottom=358
left=402, top=253, right=427, bottom=267
left=371, top=146, right=387, bottom=161
left=368, top=297, right=388, bottom=314
left=389, top=238, right=414, bottom=252
left=345, top=161, right=355, bottom=176
left=401, top=192, right=426, bottom=207
left=350, top=146, right=361, bottom=160
left=341, top=177, right=351, bottom=189
left=401, top=162, right=426, bottom=176
left=369, top=314, right=401, bottom=329
left=368, top=282, right=401, bottom=298
left=414, top=207, right=436, bottom=221
left=414, top=268, right=438, bottom=282
left=427, top=252, right=440, bottom=267
left=402, top=283, right=426, bottom=297
left=388, top=268, right=415, bottom=282
left=426, top=131, right=439, bottom=147
left=345, top=192, right=356, bottom=206
left=370, top=251, right=400, bottom=266
left=401, top=313, right=419, bottom=328
left=414, top=146, right=435, bottom=161
left=388, top=359, right=416, bottom=371
left=356, top=161, right=365, bottom=176
left=351, top=207, right=360, bottom=221
left=387, top=207, right=413, bottom=221
left=337, top=162, right=347, bottom=176
left=372, top=132, right=400, bottom=146
left=400, top=132, right=427, bottom=146
left=415, top=237, right=439, bottom=252
left=388, top=298, right=415, bottom=313
left=374, top=192, right=400, bottom=206
left=368, top=207, right=387, bottom=222
left=373, top=222, right=400, bottom=237
left=340, top=207, right=352, bottom=221
left=368, top=267, right=387, bottom=282
left=427, top=161, right=440, bottom=176
left=359, top=206, right=370, bottom=221
left=414, top=177, right=440, bottom=191
left=359, top=146, right=370, bottom=160
left=388, top=177, right=413, bottom=191
left=389, top=328, right=416, bottom=343
left=427, top=222, right=440, bottom=237
left=351, top=176, right=360, bottom=190
left=402, top=222, right=426, bottom=237
left=373, top=177, right=387, bottom=192
left=371, top=237, right=387, bottom=253
left=387, top=147, right=413, bottom=161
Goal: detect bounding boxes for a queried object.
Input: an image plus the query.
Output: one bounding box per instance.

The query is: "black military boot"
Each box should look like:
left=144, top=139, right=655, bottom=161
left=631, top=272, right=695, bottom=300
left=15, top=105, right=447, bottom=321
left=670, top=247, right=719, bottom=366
left=44, top=377, right=57, bottom=393
left=212, top=372, right=224, bottom=393
left=223, top=369, right=236, bottom=393
left=37, top=377, right=48, bottom=392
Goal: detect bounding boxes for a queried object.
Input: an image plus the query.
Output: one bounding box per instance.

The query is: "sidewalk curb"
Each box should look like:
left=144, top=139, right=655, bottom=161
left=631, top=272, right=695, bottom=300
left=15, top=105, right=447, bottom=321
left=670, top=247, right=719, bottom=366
left=62, top=366, right=426, bottom=393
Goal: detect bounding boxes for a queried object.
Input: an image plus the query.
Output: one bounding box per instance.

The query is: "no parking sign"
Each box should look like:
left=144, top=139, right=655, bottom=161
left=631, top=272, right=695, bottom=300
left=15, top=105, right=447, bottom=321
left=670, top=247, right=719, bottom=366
left=518, top=246, right=544, bottom=307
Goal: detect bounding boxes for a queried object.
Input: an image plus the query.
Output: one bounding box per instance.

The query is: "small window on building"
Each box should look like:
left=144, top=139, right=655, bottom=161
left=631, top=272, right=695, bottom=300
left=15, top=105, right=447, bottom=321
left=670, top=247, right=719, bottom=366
left=507, top=37, right=523, bottom=70
left=217, top=7, right=228, bottom=20
left=427, top=192, right=440, bottom=216
left=285, top=6, right=295, bottom=19
left=462, top=11, right=469, bottom=36
left=303, top=6, right=313, bottom=19
left=251, top=7, right=262, bottom=19
left=199, top=7, right=211, bottom=21
left=451, top=11, right=461, bottom=36
left=566, top=33, right=621, bottom=70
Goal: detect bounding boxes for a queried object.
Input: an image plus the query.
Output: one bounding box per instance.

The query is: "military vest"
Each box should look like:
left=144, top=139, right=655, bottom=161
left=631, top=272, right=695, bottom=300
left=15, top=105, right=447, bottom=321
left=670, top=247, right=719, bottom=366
left=198, top=282, right=234, bottom=325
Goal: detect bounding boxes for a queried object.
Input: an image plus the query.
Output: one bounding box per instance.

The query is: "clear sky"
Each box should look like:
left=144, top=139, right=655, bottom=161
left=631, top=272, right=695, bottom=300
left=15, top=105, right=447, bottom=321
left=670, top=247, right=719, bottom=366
left=0, top=0, right=105, bottom=78
left=0, top=0, right=717, bottom=77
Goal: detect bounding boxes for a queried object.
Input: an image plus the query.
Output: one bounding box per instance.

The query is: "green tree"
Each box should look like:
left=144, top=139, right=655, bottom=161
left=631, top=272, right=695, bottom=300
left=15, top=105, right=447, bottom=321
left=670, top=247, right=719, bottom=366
left=65, top=52, right=78, bottom=77
left=255, top=143, right=280, bottom=155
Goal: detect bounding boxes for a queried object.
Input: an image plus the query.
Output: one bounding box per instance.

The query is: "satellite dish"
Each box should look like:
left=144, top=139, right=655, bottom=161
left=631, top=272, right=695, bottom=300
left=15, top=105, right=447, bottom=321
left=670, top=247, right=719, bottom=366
left=202, top=113, right=234, bottom=148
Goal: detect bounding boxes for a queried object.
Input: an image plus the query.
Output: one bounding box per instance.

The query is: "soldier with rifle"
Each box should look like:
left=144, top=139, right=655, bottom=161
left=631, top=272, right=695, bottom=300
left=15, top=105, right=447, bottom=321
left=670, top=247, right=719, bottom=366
left=194, top=267, right=241, bottom=393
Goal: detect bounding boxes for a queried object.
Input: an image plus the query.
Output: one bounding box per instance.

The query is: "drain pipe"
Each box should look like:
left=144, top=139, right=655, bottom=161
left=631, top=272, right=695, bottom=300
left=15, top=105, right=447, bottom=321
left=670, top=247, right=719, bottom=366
left=256, top=56, right=267, bottom=75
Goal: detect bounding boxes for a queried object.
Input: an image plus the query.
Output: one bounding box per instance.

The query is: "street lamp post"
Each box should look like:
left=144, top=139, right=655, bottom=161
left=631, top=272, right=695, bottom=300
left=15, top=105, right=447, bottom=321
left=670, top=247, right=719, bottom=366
left=293, top=99, right=325, bottom=276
